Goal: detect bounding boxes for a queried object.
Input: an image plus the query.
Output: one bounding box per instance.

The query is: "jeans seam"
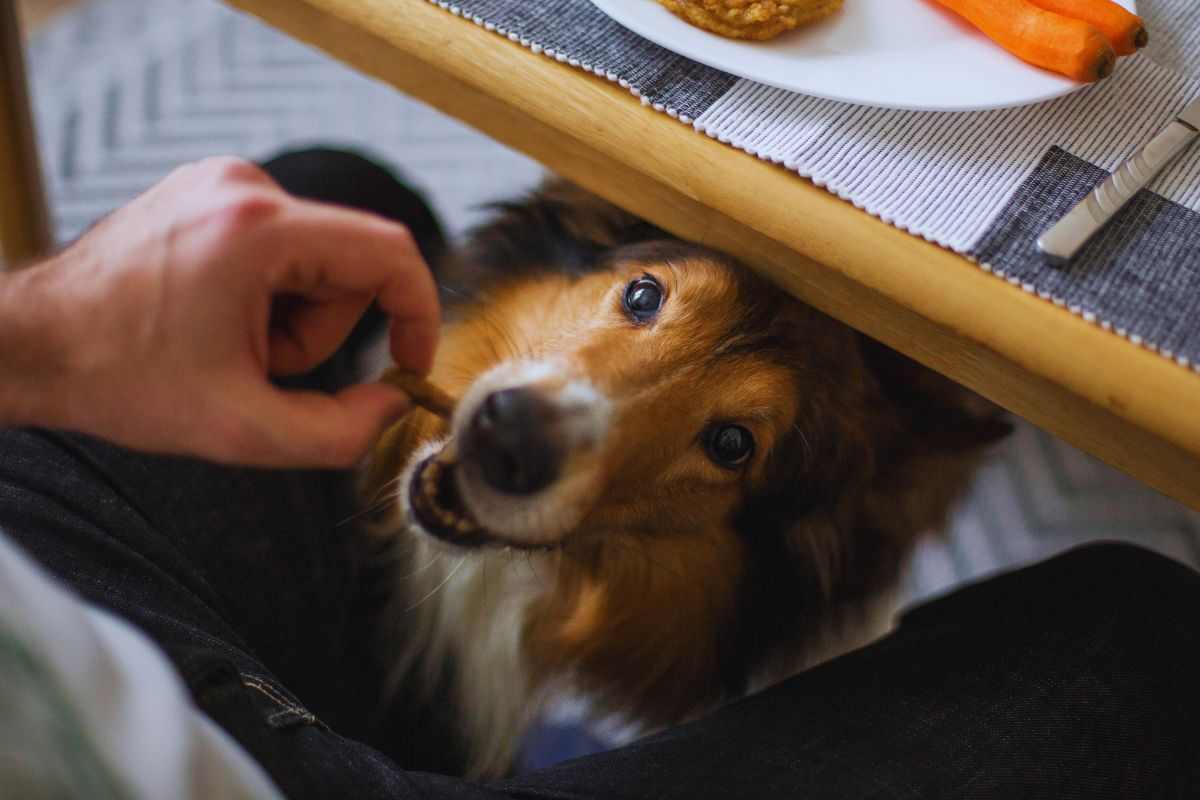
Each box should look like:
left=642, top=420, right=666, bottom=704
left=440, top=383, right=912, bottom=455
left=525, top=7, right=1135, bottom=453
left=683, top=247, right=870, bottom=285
left=241, top=675, right=321, bottom=729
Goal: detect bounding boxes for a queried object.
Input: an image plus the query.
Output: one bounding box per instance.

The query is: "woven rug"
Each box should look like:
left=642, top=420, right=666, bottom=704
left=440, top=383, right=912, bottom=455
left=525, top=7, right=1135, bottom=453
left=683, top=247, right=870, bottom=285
left=23, top=0, right=1200, bottom=767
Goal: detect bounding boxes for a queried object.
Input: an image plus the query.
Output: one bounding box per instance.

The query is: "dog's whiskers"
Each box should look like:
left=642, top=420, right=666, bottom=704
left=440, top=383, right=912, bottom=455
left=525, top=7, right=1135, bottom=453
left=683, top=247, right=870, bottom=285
left=483, top=554, right=492, bottom=611
left=337, top=476, right=404, bottom=527
left=793, top=423, right=815, bottom=466
left=338, top=497, right=397, bottom=527
left=404, top=555, right=468, bottom=613
left=397, top=552, right=445, bottom=581
left=438, top=282, right=478, bottom=302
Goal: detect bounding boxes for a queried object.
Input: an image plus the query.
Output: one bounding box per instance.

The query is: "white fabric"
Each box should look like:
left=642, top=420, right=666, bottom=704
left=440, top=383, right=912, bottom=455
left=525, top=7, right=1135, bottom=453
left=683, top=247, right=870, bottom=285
left=0, top=533, right=282, bottom=800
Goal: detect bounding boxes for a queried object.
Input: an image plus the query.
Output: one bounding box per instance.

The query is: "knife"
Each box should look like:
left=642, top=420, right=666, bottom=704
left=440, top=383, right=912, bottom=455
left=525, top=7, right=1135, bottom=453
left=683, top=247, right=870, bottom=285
left=1037, top=97, right=1200, bottom=264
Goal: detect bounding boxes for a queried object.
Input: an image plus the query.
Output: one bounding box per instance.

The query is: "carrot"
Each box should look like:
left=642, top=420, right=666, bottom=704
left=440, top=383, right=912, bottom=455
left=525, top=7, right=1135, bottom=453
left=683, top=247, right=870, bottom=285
left=932, top=0, right=1116, bottom=82
left=1026, top=0, right=1148, bottom=55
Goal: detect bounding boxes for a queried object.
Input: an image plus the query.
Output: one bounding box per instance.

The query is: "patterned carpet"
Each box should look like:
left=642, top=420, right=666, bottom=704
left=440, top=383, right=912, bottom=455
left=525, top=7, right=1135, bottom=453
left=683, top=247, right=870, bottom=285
left=24, top=0, right=1200, bottom=606
left=24, top=0, right=545, bottom=243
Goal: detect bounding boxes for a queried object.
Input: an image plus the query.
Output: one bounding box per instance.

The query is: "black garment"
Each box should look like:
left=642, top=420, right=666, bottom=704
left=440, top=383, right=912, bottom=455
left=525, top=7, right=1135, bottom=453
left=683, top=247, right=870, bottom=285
left=1, top=150, right=1197, bottom=799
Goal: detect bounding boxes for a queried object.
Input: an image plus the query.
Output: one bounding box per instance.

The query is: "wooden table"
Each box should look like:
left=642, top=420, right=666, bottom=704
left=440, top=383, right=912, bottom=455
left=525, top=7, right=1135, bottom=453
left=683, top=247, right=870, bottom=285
left=4, top=0, right=1198, bottom=508
left=0, top=1, right=52, bottom=267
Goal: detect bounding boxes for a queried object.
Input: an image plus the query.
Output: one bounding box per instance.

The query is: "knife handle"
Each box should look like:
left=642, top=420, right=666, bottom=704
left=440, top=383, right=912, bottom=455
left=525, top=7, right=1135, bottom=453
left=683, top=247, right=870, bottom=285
left=1037, top=121, right=1198, bottom=263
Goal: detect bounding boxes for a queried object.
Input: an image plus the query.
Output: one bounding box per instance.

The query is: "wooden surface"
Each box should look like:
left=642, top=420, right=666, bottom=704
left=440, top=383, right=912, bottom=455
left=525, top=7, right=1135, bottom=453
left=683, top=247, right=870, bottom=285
left=17, top=0, right=79, bottom=31
left=0, top=1, right=52, bottom=269
left=226, top=0, right=1200, bottom=508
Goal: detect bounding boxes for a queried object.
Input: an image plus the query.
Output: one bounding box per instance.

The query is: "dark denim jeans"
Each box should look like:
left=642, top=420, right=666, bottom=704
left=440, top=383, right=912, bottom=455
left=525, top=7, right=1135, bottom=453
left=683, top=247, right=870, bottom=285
left=1, top=150, right=1197, bottom=799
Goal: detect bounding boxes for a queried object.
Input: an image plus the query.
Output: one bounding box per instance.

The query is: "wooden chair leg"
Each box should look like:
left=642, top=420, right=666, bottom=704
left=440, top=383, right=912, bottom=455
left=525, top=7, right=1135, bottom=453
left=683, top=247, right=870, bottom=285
left=0, top=2, right=53, bottom=270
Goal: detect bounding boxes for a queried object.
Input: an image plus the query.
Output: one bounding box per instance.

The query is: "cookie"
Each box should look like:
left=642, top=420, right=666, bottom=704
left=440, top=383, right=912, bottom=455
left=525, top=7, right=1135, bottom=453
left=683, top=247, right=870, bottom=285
left=656, top=0, right=844, bottom=41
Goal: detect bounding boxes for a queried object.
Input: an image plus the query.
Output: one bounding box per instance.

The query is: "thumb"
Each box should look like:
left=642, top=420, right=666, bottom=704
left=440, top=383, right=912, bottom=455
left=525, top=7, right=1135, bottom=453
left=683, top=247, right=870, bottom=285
left=255, top=382, right=412, bottom=468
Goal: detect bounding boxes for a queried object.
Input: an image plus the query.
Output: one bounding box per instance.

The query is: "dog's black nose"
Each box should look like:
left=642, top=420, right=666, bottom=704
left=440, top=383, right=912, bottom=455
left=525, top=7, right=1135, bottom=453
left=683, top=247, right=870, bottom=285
left=464, top=388, right=563, bottom=495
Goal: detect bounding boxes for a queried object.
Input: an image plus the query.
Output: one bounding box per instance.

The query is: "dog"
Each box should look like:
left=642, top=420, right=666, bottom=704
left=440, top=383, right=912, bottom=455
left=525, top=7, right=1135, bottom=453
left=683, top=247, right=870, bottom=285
left=362, top=180, right=1011, bottom=778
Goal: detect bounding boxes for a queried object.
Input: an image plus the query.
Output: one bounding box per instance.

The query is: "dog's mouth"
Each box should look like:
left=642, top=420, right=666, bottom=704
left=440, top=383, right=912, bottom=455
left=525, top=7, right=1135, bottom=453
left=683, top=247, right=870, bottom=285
left=409, top=452, right=490, bottom=548
left=407, top=450, right=558, bottom=551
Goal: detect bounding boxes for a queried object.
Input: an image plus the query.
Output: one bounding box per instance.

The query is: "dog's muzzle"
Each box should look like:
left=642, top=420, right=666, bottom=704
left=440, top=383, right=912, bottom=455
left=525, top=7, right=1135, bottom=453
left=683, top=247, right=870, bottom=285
left=404, top=361, right=610, bottom=550
left=406, top=387, right=569, bottom=549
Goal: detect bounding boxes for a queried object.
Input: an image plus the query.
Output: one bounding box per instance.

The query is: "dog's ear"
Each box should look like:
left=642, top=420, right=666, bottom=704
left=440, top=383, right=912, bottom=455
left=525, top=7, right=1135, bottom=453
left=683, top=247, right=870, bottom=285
left=844, top=335, right=1011, bottom=545
left=858, top=335, right=1013, bottom=454
left=775, top=327, right=1011, bottom=571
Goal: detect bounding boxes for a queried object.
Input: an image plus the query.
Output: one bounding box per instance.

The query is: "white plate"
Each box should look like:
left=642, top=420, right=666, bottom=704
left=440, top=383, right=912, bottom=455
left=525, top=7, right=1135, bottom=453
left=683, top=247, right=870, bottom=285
left=589, top=0, right=1136, bottom=111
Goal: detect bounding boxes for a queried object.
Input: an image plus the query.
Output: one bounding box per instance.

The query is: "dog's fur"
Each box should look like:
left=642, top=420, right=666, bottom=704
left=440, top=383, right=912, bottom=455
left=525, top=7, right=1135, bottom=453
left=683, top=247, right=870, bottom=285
left=364, top=180, right=1010, bottom=778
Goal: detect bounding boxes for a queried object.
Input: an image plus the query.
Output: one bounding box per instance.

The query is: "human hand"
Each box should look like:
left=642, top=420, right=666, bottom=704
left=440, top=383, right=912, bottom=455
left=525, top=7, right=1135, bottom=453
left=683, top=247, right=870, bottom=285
left=0, top=157, right=439, bottom=467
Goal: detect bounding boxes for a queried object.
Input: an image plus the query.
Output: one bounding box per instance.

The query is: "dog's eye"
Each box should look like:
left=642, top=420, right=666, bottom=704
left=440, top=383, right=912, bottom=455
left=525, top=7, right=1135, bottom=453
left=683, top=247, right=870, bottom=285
left=705, top=425, right=755, bottom=469
left=623, top=276, right=663, bottom=323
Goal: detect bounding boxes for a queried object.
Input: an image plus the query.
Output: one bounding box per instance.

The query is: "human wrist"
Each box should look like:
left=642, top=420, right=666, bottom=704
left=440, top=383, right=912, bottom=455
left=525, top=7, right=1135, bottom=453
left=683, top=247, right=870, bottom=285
left=0, top=258, right=81, bottom=428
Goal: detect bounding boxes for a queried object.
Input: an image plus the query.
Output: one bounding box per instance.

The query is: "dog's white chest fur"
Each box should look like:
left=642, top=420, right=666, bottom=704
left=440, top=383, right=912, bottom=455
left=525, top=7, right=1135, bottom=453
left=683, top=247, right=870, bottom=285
left=388, top=532, right=547, bottom=778
left=385, top=526, right=899, bottom=779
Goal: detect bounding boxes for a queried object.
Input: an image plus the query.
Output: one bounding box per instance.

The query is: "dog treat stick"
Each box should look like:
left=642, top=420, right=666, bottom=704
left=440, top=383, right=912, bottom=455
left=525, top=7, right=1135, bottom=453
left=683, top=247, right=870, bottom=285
left=387, top=371, right=456, bottom=420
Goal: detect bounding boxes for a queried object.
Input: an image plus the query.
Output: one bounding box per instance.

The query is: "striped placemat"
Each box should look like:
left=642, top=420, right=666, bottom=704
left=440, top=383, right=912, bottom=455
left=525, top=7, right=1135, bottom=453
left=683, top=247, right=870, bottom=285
left=429, top=0, right=1200, bottom=372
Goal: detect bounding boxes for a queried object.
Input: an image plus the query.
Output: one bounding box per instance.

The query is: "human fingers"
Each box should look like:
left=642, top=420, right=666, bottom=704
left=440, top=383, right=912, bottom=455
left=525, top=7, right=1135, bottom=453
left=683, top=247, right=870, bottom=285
left=266, top=291, right=374, bottom=376
left=261, top=200, right=441, bottom=374
left=227, top=382, right=412, bottom=468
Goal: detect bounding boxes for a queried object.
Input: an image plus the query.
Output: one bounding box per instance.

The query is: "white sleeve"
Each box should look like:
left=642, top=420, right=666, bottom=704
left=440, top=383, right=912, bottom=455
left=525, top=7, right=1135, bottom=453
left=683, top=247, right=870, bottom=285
left=0, top=531, right=283, bottom=800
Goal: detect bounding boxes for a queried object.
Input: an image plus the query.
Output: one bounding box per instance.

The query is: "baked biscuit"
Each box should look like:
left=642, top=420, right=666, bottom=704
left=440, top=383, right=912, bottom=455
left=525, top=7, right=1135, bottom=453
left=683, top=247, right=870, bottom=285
left=656, top=0, right=844, bottom=41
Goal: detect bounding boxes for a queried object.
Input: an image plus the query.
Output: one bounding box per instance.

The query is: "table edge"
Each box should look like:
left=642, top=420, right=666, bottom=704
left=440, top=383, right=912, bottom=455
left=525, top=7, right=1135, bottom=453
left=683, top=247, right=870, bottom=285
left=226, top=0, right=1200, bottom=508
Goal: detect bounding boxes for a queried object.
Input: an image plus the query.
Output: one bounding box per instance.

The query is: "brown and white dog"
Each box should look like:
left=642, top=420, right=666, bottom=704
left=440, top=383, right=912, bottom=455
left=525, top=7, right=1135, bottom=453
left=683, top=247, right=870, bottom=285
left=363, top=181, right=1010, bottom=778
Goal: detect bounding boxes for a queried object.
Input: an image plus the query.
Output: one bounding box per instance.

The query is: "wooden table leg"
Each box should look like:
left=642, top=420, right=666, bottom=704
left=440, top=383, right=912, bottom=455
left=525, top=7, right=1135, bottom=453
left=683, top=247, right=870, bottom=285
left=0, top=2, right=52, bottom=270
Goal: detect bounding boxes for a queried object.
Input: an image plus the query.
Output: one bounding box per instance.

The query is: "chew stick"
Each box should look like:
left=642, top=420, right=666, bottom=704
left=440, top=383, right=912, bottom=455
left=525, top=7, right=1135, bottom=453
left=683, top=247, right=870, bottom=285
left=385, top=370, right=456, bottom=419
